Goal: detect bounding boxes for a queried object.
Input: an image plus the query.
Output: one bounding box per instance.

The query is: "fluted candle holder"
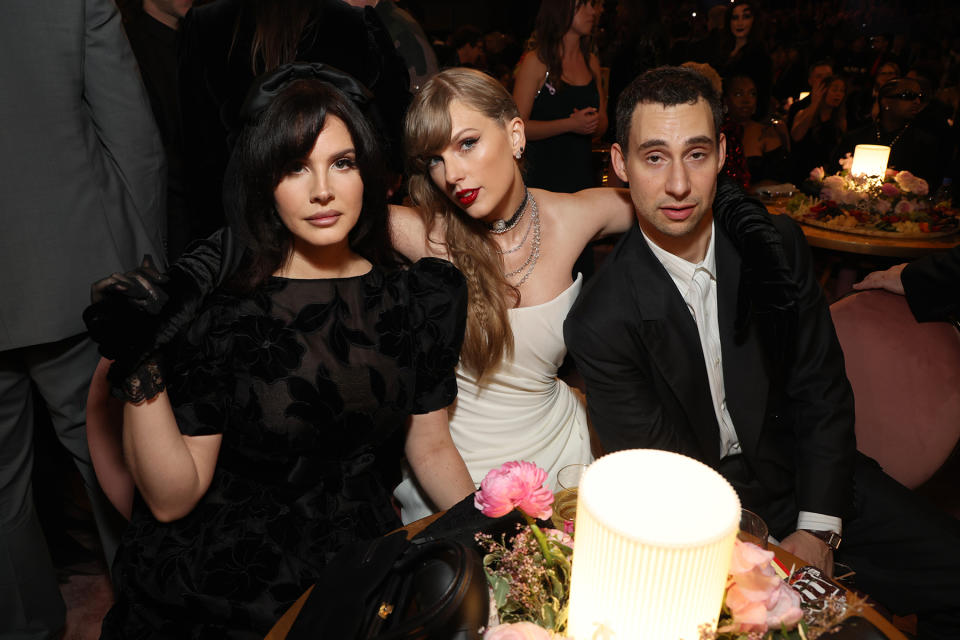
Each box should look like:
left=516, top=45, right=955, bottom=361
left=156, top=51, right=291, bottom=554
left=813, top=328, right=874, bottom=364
left=567, top=449, right=741, bottom=640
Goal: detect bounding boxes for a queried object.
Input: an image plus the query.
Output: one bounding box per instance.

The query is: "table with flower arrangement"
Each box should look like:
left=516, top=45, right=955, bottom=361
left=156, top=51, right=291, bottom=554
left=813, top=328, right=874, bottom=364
left=767, top=197, right=960, bottom=259
left=265, top=477, right=910, bottom=640
left=765, top=168, right=960, bottom=259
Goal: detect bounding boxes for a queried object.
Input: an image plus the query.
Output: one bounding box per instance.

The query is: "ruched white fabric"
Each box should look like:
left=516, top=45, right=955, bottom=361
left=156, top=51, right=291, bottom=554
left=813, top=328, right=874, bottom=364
left=394, top=275, right=593, bottom=523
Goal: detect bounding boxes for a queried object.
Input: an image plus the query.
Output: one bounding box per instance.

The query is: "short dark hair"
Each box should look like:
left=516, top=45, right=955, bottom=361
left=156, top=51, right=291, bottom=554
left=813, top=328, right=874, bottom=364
left=230, top=78, right=401, bottom=288
left=615, top=66, right=723, bottom=151
left=808, top=59, right=834, bottom=78
left=451, top=25, right=483, bottom=50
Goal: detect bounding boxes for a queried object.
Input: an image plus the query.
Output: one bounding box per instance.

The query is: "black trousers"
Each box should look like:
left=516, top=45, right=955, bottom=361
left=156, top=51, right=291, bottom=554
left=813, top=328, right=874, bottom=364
left=721, top=452, right=960, bottom=640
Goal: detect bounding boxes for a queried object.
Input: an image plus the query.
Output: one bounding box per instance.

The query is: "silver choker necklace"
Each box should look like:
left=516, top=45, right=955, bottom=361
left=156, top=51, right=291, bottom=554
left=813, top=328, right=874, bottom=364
left=485, top=188, right=529, bottom=234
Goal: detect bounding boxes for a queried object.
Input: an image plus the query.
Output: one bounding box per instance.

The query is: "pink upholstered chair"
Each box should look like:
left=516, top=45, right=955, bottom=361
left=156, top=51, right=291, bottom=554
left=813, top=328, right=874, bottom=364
left=830, top=290, right=960, bottom=489
left=86, top=357, right=134, bottom=519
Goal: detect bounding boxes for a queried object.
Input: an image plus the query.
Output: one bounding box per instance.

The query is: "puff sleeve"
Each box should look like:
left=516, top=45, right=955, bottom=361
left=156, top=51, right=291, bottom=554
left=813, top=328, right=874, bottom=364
left=405, top=258, right=467, bottom=414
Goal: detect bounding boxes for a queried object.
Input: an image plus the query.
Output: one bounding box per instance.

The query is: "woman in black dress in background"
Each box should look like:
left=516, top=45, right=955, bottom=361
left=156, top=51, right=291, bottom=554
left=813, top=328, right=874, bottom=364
left=512, top=0, right=606, bottom=278
left=512, top=0, right=606, bottom=194
left=88, top=69, right=474, bottom=638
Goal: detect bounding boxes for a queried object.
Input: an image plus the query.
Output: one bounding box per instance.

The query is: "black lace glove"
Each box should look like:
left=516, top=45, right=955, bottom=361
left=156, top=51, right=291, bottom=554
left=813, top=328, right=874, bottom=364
left=89, top=254, right=170, bottom=313
left=83, top=229, right=244, bottom=403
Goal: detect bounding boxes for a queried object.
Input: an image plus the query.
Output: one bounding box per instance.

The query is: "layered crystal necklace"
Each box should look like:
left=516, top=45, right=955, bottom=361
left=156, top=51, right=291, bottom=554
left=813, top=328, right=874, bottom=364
left=492, top=188, right=540, bottom=287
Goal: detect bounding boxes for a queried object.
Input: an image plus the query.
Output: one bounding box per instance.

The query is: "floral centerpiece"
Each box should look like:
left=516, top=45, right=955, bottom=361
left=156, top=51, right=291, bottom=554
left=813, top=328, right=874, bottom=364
left=474, top=461, right=573, bottom=636
left=785, top=156, right=958, bottom=234
left=475, top=461, right=869, bottom=640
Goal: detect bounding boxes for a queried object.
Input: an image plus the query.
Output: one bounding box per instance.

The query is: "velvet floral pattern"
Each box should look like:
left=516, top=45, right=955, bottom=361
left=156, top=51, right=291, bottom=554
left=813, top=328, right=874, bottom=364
left=100, top=259, right=467, bottom=639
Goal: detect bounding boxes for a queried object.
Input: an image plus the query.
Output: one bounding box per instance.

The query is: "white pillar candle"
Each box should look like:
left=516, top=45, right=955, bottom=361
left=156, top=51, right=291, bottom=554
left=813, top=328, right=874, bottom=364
left=567, top=449, right=740, bottom=640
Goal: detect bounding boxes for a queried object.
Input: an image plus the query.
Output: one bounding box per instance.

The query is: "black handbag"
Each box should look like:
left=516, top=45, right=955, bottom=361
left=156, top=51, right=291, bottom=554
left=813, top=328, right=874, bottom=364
left=286, top=531, right=489, bottom=639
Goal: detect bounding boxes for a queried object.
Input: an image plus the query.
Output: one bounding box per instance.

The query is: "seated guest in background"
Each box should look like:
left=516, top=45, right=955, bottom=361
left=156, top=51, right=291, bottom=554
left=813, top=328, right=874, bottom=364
left=785, top=59, right=834, bottom=131
left=724, top=74, right=791, bottom=186
left=711, top=1, right=772, bottom=119
left=846, top=60, right=899, bottom=130
left=854, top=246, right=960, bottom=323
left=86, top=70, right=475, bottom=637
left=836, top=77, right=941, bottom=187
left=770, top=42, right=806, bottom=111
left=565, top=66, right=960, bottom=639
left=790, top=74, right=847, bottom=182
left=443, top=25, right=486, bottom=70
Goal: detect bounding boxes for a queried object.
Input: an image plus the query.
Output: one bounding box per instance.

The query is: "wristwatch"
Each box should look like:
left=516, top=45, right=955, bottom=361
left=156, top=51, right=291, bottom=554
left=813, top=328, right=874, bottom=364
left=801, top=529, right=841, bottom=551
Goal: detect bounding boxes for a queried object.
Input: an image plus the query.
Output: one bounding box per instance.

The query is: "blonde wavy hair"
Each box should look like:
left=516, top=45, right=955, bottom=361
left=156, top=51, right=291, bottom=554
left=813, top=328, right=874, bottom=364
left=405, top=68, right=522, bottom=380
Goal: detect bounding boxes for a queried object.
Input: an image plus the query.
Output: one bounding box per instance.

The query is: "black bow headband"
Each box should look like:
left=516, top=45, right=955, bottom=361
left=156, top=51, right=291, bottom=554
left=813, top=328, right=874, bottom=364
left=238, top=62, right=375, bottom=125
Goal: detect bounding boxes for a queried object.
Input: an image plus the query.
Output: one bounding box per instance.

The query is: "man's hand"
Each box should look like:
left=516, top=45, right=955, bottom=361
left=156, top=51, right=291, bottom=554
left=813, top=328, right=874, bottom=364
left=852, top=263, right=907, bottom=295
left=780, top=530, right=834, bottom=578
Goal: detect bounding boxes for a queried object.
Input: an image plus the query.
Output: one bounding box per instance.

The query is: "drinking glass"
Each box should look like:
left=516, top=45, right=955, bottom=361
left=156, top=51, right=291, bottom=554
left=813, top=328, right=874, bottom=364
left=551, top=463, right=588, bottom=533
left=738, top=508, right=769, bottom=548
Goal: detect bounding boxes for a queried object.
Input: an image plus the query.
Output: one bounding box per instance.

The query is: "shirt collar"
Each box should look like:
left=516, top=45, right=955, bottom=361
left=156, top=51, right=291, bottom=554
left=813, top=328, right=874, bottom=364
left=640, top=221, right=717, bottom=290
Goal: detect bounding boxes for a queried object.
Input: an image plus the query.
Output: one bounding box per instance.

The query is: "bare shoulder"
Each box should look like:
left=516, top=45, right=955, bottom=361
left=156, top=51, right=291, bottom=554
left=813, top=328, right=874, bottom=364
left=389, top=204, right=446, bottom=261
left=533, top=187, right=634, bottom=242
left=516, top=49, right=546, bottom=74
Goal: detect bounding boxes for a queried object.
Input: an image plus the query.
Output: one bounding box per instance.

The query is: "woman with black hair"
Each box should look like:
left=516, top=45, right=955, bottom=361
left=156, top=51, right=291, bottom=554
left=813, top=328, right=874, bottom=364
left=713, top=1, right=773, bottom=120
left=88, top=70, right=474, bottom=637
left=177, top=0, right=410, bottom=247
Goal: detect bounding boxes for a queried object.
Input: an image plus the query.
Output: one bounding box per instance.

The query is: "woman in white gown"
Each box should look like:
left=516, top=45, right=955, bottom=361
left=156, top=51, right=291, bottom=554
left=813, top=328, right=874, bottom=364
left=390, top=68, right=635, bottom=521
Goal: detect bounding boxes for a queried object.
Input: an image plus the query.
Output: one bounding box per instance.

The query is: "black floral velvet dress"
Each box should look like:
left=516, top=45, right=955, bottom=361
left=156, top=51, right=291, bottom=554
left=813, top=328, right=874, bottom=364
left=100, top=258, right=466, bottom=639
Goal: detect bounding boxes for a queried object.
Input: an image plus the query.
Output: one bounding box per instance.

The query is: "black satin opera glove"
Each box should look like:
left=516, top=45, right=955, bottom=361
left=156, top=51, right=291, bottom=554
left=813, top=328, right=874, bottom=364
left=712, top=176, right=799, bottom=360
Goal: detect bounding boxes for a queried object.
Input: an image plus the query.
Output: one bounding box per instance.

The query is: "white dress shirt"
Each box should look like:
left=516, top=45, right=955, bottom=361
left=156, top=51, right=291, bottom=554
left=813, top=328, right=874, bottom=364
left=641, top=223, right=841, bottom=536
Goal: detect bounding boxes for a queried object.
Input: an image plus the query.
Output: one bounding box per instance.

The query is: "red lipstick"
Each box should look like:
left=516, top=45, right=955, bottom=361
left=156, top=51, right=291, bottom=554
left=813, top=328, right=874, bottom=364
left=456, top=188, right=479, bottom=206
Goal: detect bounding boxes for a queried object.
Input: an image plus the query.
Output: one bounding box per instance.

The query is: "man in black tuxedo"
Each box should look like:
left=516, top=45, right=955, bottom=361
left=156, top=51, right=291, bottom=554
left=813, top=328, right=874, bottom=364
left=564, top=66, right=960, bottom=639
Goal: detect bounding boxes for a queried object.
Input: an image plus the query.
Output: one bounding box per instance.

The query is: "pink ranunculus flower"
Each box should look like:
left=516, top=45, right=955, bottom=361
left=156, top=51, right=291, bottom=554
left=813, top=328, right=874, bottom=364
left=722, top=540, right=803, bottom=633
left=484, top=622, right=556, bottom=640
left=809, top=166, right=825, bottom=182
left=894, top=170, right=929, bottom=195
left=475, top=461, right=553, bottom=520
left=838, top=153, right=854, bottom=172
left=895, top=199, right=917, bottom=215
left=880, top=182, right=901, bottom=198
left=544, top=528, right=574, bottom=550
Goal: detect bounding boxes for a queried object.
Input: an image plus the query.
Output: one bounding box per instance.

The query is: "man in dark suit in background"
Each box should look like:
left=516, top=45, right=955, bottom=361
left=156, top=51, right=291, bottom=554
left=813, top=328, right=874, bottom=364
left=0, top=1, right=165, bottom=636
left=564, top=66, right=960, bottom=639
left=854, top=246, right=960, bottom=323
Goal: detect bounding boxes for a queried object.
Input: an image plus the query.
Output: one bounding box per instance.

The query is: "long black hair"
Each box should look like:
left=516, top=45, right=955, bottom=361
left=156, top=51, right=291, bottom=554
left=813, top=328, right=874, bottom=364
left=228, top=77, right=404, bottom=290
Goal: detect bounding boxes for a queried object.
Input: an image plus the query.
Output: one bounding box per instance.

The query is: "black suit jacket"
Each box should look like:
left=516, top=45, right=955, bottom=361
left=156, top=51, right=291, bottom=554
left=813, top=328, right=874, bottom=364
left=903, top=245, right=960, bottom=323
left=564, top=215, right=857, bottom=535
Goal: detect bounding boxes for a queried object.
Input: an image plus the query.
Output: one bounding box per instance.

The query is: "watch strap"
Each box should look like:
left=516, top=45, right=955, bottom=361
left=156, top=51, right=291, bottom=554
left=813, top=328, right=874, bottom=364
left=802, top=528, right=841, bottom=551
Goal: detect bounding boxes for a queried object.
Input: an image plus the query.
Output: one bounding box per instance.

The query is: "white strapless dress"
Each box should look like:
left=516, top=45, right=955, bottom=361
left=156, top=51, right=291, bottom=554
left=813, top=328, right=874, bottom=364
left=394, top=275, right=593, bottom=523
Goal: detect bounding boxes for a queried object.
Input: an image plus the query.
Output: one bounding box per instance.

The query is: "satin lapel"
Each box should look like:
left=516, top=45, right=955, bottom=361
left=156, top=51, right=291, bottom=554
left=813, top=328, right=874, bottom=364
left=624, top=227, right=723, bottom=467
left=715, top=228, right=768, bottom=457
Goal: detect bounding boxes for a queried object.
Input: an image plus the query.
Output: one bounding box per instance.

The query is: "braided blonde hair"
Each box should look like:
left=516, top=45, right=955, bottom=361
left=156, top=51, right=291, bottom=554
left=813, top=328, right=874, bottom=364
left=404, top=68, right=522, bottom=380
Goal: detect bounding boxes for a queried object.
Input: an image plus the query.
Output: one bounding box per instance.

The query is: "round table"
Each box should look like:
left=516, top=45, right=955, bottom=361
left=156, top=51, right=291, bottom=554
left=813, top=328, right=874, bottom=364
left=766, top=198, right=960, bottom=259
